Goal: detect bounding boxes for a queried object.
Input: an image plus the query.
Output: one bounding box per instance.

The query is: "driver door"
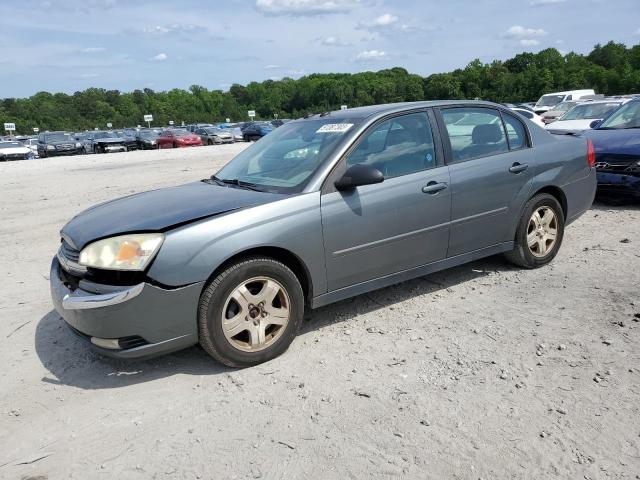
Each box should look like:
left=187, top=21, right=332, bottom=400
left=320, top=111, right=451, bottom=291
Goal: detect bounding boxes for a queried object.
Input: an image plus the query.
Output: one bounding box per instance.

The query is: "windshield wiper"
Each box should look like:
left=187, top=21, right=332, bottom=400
left=209, top=175, right=265, bottom=192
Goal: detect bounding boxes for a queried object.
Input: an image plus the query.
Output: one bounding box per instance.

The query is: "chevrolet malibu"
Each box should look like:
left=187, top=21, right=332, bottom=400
left=50, top=101, right=596, bottom=367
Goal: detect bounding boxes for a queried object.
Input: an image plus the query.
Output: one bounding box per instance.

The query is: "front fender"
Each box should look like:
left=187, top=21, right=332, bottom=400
left=147, top=192, right=326, bottom=294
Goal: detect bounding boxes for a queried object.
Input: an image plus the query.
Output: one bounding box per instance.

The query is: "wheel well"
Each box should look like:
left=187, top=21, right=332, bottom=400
left=533, top=185, right=567, bottom=220
left=204, top=247, right=313, bottom=307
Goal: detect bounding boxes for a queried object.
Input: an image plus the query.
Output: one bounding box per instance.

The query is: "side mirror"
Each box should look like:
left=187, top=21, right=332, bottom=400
left=334, top=164, right=384, bottom=191
left=590, top=120, right=601, bottom=129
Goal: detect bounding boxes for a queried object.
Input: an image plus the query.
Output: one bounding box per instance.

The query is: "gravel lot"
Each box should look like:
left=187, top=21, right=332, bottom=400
left=1, top=146, right=639, bottom=479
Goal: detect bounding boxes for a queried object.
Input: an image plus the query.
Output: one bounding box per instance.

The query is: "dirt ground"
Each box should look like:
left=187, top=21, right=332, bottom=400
left=0, top=145, right=639, bottom=480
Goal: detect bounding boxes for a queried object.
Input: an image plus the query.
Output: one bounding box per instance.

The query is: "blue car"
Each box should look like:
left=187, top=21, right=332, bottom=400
left=241, top=121, right=274, bottom=141
left=582, top=99, right=640, bottom=199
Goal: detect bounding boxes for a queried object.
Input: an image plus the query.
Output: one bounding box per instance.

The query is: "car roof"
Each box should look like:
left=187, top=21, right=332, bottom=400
left=298, top=100, right=508, bottom=122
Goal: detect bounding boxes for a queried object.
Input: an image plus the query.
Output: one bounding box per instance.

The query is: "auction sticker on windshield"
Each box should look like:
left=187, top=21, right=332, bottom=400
left=316, top=123, right=354, bottom=133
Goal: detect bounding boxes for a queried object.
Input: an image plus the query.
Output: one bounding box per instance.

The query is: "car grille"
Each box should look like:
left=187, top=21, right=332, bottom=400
left=56, top=144, right=75, bottom=151
left=60, top=239, right=80, bottom=263
left=595, top=155, right=640, bottom=174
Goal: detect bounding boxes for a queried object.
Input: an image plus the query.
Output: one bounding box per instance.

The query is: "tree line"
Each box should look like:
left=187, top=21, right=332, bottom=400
left=2, top=41, right=639, bottom=134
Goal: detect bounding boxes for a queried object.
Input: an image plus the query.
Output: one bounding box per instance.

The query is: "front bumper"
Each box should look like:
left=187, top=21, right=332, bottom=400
left=597, top=172, right=640, bottom=198
left=49, top=257, right=202, bottom=359
left=47, top=147, right=83, bottom=156
left=100, top=144, right=127, bottom=153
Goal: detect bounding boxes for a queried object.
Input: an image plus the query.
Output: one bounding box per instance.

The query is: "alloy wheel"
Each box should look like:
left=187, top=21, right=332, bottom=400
left=221, top=276, right=290, bottom=352
left=527, top=206, right=558, bottom=257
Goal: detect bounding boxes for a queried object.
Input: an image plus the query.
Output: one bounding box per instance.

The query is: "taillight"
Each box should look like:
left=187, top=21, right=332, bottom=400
left=587, top=138, right=595, bottom=168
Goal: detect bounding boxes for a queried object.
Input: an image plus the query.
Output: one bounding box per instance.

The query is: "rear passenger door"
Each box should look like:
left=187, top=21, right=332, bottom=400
left=437, top=107, right=535, bottom=257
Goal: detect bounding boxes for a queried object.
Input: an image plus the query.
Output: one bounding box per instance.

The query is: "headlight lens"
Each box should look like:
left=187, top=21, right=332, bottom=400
left=79, top=233, right=164, bottom=271
left=47, top=145, right=55, bottom=150
left=76, top=142, right=82, bottom=148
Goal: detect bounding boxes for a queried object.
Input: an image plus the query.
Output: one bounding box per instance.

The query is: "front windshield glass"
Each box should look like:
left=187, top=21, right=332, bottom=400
left=171, top=129, right=190, bottom=137
left=552, top=102, right=576, bottom=113
left=560, top=103, right=621, bottom=121
left=45, top=133, right=71, bottom=142
left=597, top=101, right=640, bottom=129
left=0, top=141, right=21, bottom=148
left=215, top=117, right=361, bottom=193
left=94, top=131, right=118, bottom=139
left=536, top=95, right=564, bottom=107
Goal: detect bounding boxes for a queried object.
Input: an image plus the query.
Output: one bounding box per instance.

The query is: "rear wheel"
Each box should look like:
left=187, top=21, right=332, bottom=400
left=198, top=257, right=304, bottom=367
left=173, top=142, right=177, bottom=148
left=505, top=193, right=564, bottom=268
left=207, top=139, right=213, bottom=146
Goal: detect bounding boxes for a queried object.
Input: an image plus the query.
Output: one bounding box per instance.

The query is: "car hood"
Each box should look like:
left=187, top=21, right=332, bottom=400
left=95, top=138, right=124, bottom=144
left=61, top=181, right=287, bottom=250
left=0, top=146, right=30, bottom=155
left=582, top=128, right=640, bottom=156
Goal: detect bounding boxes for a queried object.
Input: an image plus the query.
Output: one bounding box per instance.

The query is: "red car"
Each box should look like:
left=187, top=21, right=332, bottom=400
left=156, top=129, right=203, bottom=148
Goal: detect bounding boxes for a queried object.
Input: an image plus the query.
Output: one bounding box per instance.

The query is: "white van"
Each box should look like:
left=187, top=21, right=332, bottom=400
left=534, top=89, right=596, bottom=114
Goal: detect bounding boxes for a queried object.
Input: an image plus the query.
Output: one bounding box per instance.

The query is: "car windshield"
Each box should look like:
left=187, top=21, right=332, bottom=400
left=560, top=103, right=621, bottom=121
left=597, top=101, right=640, bottom=129
left=536, top=95, right=564, bottom=107
left=139, top=130, right=158, bottom=138
left=203, top=128, right=223, bottom=134
left=0, top=141, right=21, bottom=148
left=94, top=131, right=118, bottom=139
left=214, top=118, right=361, bottom=193
left=170, top=129, right=190, bottom=137
left=45, top=133, right=72, bottom=142
left=551, top=102, right=576, bottom=113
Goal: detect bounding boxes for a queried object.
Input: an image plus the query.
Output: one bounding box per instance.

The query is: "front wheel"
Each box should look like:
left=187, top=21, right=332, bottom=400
left=198, top=257, right=304, bottom=367
left=504, top=193, right=565, bottom=268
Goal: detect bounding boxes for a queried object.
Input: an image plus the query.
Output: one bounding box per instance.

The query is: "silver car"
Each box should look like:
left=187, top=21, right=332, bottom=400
left=50, top=101, right=596, bottom=367
left=196, top=127, right=234, bottom=145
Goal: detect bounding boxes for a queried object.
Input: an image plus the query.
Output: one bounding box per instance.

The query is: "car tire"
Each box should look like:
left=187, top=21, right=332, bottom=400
left=504, top=193, right=565, bottom=269
left=208, top=139, right=213, bottom=146
left=198, top=257, right=304, bottom=368
left=173, top=142, right=177, bottom=148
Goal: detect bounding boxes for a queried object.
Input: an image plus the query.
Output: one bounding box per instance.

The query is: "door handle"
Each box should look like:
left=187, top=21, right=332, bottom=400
left=509, top=162, right=528, bottom=174
left=422, top=182, right=448, bottom=194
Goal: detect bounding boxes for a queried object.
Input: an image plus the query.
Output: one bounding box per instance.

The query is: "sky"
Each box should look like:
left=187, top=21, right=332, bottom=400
left=0, top=0, right=638, bottom=98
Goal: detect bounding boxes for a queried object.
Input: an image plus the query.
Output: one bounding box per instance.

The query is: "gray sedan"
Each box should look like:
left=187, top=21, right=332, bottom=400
left=196, top=127, right=234, bottom=145
left=50, top=100, right=596, bottom=367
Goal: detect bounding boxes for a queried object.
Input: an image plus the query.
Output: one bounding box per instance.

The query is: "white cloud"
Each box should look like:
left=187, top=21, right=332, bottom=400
left=79, top=73, right=100, bottom=78
left=264, top=64, right=280, bottom=69
left=635, top=28, right=640, bottom=36
left=320, top=36, right=351, bottom=47
left=287, top=68, right=305, bottom=76
left=355, top=49, right=386, bottom=61
left=79, top=47, right=106, bottom=53
left=502, top=25, right=547, bottom=39
left=255, top=0, right=360, bottom=16
left=520, top=39, right=540, bottom=47
left=140, top=24, right=207, bottom=36
left=152, top=53, right=168, bottom=61
left=372, top=13, right=398, bottom=27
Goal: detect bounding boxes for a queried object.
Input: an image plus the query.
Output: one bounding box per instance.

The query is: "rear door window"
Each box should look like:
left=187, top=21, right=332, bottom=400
left=441, top=107, right=508, bottom=162
left=502, top=112, right=528, bottom=150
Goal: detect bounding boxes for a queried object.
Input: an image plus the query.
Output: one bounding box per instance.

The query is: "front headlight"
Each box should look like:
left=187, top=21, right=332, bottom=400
left=76, top=142, right=82, bottom=148
left=79, top=233, right=164, bottom=271
left=47, top=145, right=55, bottom=150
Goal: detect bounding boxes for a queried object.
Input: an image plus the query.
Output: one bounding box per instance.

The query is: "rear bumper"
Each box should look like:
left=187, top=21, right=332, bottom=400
left=597, top=172, right=640, bottom=198
left=49, top=257, right=202, bottom=359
